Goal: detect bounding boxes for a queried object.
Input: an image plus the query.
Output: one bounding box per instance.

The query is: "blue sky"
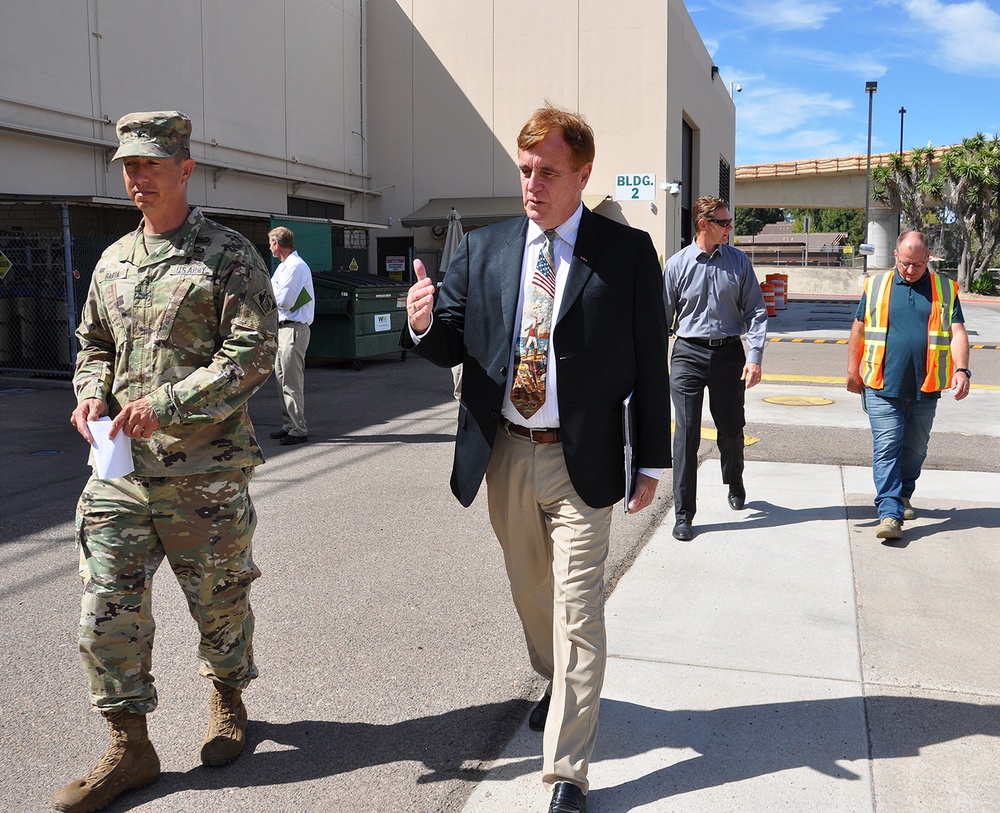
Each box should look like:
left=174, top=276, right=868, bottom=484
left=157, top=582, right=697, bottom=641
left=689, top=0, right=1000, bottom=166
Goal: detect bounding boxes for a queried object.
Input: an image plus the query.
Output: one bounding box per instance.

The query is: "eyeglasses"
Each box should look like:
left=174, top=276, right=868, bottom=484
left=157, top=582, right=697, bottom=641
left=706, top=217, right=733, bottom=228
left=896, top=258, right=927, bottom=269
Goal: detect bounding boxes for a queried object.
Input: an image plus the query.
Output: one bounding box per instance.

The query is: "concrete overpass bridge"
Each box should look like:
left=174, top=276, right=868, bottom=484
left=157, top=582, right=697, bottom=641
left=735, top=148, right=948, bottom=269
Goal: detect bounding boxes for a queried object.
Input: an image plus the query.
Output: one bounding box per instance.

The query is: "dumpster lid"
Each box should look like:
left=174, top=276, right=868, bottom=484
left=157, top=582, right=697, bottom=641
left=313, top=270, right=408, bottom=289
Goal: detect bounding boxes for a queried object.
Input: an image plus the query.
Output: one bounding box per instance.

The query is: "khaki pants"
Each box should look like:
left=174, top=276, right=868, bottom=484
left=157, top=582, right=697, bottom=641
left=486, top=430, right=612, bottom=793
left=276, top=322, right=310, bottom=436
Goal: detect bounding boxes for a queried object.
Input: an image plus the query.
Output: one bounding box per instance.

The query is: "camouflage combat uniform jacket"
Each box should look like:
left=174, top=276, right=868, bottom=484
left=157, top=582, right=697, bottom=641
left=74, top=207, right=278, bottom=476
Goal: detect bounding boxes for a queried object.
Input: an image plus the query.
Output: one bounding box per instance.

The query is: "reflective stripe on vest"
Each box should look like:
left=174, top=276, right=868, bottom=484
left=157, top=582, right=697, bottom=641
left=860, top=272, right=892, bottom=389
left=924, top=272, right=956, bottom=391
left=860, top=270, right=957, bottom=392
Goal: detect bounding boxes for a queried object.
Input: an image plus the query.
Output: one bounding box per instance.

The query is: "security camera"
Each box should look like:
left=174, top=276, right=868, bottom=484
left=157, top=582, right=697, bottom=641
left=667, top=182, right=681, bottom=197
left=734, top=84, right=742, bottom=93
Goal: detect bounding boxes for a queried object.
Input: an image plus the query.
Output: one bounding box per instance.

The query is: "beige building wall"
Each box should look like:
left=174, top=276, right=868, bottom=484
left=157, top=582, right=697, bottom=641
left=368, top=0, right=735, bottom=266
left=0, top=0, right=372, bottom=224
left=1, top=0, right=732, bottom=269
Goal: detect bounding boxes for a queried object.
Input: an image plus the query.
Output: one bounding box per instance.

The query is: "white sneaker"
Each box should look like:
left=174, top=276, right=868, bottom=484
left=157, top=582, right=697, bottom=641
left=876, top=517, right=902, bottom=539
left=902, top=498, right=915, bottom=521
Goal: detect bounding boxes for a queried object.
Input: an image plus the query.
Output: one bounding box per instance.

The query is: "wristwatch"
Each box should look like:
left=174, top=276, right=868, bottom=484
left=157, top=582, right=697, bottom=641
left=956, top=368, right=972, bottom=379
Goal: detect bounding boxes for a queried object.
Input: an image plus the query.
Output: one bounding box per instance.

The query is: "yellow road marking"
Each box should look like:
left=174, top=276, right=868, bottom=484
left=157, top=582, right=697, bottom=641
left=671, top=423, right=760, bottom=446
left=763, top=395, right=835, bottom=406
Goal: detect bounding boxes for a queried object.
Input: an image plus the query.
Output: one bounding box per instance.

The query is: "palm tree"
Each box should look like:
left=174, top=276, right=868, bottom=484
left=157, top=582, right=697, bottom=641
left=873, top=135, right=1000, bottom=292
left=938, top=134, right=1000, bottom=292
left=871, top=146, right=943, bottom=233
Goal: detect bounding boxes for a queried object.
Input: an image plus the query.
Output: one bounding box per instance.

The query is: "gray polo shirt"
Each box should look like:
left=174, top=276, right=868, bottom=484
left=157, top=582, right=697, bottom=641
left=663, top=241, right=768, bottom=364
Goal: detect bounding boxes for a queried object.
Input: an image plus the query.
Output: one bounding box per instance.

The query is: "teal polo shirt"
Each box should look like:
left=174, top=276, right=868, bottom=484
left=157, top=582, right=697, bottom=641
left=855, top=270, right=965, bottom=401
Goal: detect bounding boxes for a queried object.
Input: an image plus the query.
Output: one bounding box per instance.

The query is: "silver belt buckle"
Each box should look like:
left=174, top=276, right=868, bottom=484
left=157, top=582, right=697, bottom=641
left=708, top=337, right=724, bottom=347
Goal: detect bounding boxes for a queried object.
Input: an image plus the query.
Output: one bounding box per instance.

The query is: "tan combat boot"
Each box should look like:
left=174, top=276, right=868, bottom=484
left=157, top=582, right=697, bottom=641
left=200, top=681, right=248, bottom=766
left=52, top=709, right=160, bottom=813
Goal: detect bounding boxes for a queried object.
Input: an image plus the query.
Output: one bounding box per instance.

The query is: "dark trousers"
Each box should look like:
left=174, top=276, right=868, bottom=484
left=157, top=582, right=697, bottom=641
left=670, top=338, right=747, bottom=521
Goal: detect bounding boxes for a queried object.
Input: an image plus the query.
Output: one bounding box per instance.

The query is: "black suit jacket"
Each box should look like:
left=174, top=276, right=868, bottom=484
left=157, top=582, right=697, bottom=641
left=402, top=207, right=671, bottom=508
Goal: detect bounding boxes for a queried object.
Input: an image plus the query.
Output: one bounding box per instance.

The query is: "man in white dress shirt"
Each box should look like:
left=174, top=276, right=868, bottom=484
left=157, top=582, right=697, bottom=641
left=268, top=227, right=315, bottom=445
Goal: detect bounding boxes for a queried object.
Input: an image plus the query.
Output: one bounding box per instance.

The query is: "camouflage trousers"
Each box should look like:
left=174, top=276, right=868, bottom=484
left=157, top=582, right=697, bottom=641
left=75, top=468, right=261, bottom=715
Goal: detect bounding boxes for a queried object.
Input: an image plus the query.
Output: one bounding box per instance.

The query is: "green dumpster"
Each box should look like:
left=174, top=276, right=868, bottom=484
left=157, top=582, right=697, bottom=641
left=307, top=271, right=409, bottom=369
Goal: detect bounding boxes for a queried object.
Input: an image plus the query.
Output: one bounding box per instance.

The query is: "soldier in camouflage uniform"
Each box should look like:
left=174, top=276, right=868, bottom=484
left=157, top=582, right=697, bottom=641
left=54, top=111, right=278, bottom=813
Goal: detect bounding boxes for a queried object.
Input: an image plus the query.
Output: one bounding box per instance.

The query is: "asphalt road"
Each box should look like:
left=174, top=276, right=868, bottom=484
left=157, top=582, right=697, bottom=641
left=1, top=294, right=998, bottom=812
left=0, top=352, right=672, bottom=813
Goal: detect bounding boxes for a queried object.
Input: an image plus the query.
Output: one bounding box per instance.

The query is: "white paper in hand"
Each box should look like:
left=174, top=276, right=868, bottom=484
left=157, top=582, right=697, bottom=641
left=87, top=417, right=135, bottom=479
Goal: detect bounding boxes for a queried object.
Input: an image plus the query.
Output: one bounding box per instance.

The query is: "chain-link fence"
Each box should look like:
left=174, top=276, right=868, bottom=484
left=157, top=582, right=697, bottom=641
left=0, top=204, right=374, bottom=379
left=738, top=244, right=850, bottom=267
left=0, top=231, right=93, bottom=379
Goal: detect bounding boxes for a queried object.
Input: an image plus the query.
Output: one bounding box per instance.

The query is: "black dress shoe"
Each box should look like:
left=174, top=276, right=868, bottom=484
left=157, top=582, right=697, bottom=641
left=672, top=519, right=693, bottom=541
left=529, top=693, right=550, bottom=731
left=728, top=491, right=745, bottom=510
left=549, top=782, right=586, bottom=813
left=279, top=434, right=308, bottom=445
left=269, top=429, right=289, bottom=439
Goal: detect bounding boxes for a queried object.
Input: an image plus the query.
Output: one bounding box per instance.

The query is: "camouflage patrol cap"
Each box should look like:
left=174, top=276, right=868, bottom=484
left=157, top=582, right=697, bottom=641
left=112, top=111, right=191, bottom=160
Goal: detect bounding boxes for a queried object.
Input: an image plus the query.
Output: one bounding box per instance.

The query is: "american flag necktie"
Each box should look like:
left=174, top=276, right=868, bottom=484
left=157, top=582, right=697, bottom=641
left=510, top=229, right=558, bottom=418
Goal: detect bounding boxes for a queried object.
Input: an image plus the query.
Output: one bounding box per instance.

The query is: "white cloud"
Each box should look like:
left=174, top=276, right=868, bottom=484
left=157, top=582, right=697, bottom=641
left=779, top=47, right=889, bottom=79
left=734, top=86, right=870, bottom=164
left=730, top=0, right=841, bottom=31
left=901, top=0, right=1000, bottom=72
left=740, top=129, right=868, bottom=164
left=737, top=87, right=853, bottom=137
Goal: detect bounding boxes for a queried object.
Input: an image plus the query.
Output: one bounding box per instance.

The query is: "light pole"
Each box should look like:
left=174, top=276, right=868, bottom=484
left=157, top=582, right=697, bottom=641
left=897, top=106, right=906, bottom=239
left=730, top=82, right=742, bottom=245
left=863, top=81, right=878, bottom=276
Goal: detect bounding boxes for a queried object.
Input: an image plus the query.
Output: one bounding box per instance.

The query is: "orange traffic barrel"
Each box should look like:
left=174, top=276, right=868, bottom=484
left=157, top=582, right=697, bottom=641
left=771, top=277, right=786, bottom=310
left=761, top=282, right=776, bottom=317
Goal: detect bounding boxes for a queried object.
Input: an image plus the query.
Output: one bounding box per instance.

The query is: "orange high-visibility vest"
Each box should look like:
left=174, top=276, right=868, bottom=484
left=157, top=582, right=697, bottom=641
left=860, top=270, right=957, bottom=392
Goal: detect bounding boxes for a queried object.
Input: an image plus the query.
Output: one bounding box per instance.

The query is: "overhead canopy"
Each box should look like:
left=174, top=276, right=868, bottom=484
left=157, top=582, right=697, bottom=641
left=401, top=195, right=609, bottom=228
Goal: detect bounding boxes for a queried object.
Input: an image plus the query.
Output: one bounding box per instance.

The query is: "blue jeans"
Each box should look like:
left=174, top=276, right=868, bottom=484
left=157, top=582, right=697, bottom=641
left=864, top=389, right=938, bottom=521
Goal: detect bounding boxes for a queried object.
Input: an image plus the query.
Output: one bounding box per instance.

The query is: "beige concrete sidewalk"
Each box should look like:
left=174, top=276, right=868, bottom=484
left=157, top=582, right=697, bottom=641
left=462, top=462, right=1000, bottom=812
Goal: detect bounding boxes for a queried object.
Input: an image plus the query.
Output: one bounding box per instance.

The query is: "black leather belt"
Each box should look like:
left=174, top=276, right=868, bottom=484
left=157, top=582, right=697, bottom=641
left=679, top=335, right=741, bottom=348
left=502, top=419, right=561, bottom=444
left=278, top=320, right=304, bottom=327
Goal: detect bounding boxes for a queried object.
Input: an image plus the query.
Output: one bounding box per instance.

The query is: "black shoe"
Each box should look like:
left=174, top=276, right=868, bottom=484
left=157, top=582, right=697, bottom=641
left=269, top=429, right=289, bottom=439
left=279, top=434, right=308, bottom=445
left=529, top=693, right=550, bottom=731
left=728, top=491, right=745, bottom=510
left=672, top=519, right=693, bottom=541
left=548, top=782, right=586, bottom=813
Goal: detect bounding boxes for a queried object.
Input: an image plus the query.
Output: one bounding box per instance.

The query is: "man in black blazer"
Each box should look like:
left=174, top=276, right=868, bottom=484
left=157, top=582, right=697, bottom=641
left=402, top=106, right=670, bottom=813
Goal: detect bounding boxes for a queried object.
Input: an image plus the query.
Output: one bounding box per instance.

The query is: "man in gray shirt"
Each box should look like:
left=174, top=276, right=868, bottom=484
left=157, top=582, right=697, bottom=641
left=663, top=195, right=767, bottom=541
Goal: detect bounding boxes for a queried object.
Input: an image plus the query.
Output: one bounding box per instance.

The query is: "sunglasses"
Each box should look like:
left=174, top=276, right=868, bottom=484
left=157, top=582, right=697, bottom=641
left=705, top=217, right=733, bottom=228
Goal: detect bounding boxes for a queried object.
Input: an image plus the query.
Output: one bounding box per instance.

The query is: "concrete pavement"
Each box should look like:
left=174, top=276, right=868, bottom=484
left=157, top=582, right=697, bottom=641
left=461, top=275, right=1000, bottom=812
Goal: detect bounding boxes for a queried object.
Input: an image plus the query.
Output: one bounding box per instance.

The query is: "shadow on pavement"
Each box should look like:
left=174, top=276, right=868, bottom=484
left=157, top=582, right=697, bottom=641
left=689, top=501, right=1000, bottom=544
left=591, top=695, right=1000, bottom=811
left=101, top=700, right=536, bottom=811
left=104, top=693, right=1000, bottom=812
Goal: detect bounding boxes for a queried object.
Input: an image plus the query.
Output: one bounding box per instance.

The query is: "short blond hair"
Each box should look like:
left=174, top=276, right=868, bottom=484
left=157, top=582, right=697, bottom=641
left=268, top=226, right=295, bottom=249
